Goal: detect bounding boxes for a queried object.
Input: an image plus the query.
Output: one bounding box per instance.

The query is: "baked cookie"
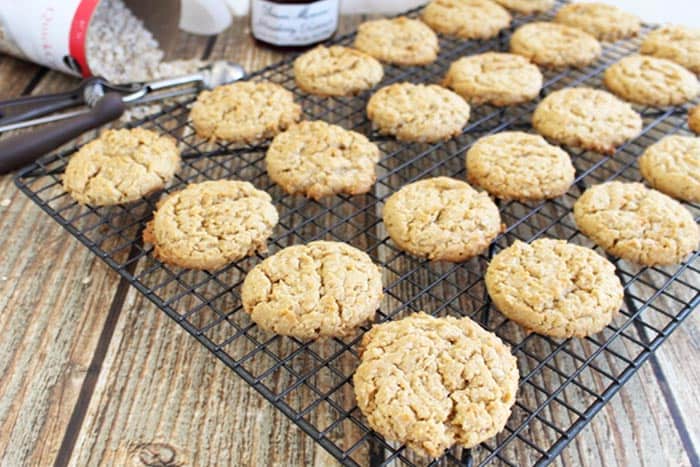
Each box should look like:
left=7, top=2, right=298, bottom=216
left=266, top=121, right=380, bottom=199
left=690, top=105, right=700, bottom=134
left=294, top=46, right=384, bottom=97
left=532, top=87, right=642, bottom=155
left=354, top=312, right=518, bottom=457
left=443, top=52, right=542, bottom=106
left=603, top=55, right=699, bottom=107
left=354, top=17, right=439, bottom=66
left=63, top=128, right=180, bottom=206
left=510, top=22, right=601, bottom=68
left=143, top=180, right=278, bottom=270
left=466, top=131, right=575, bottom=201
left=639, top=135, right=700, bottom=203
left=493, top=0, right=553, bottom=15
left=190, top=81, right=302, bottom=144
left=241, top=241, right=383, bottom=340
left=573, top=181, right=699, bottom=266
left=554, top=2, right=640, bottom=42
left=367, top=83, right=471, bottom=143
left=641, top=25, right=700, bottom=75
left=383, top=177, right=502, bottom=262
left=486, top=239, right=623, bottom=338
left=422, top=0, right=511, bottom=40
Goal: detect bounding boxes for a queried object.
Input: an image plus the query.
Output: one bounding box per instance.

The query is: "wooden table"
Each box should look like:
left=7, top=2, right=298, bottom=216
left=0, top=15, right=698, bottom=467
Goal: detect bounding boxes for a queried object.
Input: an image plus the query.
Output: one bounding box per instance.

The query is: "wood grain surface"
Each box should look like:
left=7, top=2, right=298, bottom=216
left=0, top=12, right=698, bottom=467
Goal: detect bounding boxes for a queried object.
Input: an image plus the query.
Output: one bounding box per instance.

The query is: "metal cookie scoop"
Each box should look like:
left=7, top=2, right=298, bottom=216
left=0, top=61, right=246, bottom=174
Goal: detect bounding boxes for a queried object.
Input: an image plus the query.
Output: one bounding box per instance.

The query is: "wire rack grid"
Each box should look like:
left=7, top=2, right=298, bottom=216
left=14, top=2, right=700, bottom=466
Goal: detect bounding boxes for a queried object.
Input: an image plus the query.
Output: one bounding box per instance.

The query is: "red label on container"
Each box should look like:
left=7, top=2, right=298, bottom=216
left=69, top=0, right=99, bottom=77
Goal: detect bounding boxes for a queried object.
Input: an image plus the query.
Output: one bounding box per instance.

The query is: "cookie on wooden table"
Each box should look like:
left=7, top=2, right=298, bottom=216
left=241, top=241, right=383, bottom=340
left=266, top=121, right=381, bottom=200
left=532, top=87, right=642, bottom=155
left=443, top=52, right=543, bottom=106
left=190, top=81, right=302, bottom=144
left=510, top=22, right=601, bottom=68
left=466, top=131, right=575, bottom=201
left=354, top=17, right=439, bottom=66
left=641, top=25, right=700, bottom=75
left=639, top=135, right=700, bottom=203
left=690, top=105, right=700, bottom=134
left=293, top=45, right=384, bottom=97
left=554, top=2, right=640, bottom=42
left=63, top=128, right=180, bottom=206
left=143, top=180, right=279, bottom=270
left=422, top=0, right=511, bottom=40
left=382, top=177, right=502, bottom=262
left=493, top=0, right=554, bottom=15
left=353, top=312, right=518, bottom=458
left=485, top=239, right=624, bottom=338
left=573, top=181, right=699, bottom=266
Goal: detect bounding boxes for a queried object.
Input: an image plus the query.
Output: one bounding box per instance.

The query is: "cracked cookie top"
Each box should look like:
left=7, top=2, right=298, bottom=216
left=63, top=128, right=180, bottom=206
left=266, top=121, right=381, bottom=200
left=510, top=22, right=601, bottom=69
left=641, top=25, right=700, bottom=75
left=144, top=180, right=279, bottom=270
left=190, top=81, right=302, bottom=144
left=367, top=83, right=471, bottom=143
left=573, top=181, right=699, bottom=266
left=554, top=2, right=640, bottom=42
left=353, top=312, right=518, bottom=457
left=354, top=17, right=439, bottom=66
left=639, top=135, right=700, bottom=203
left=422, top=0, right=511, bottom=40
left=383, top=177, right=502, bottom=262
left=486, top=239, right=623, bottom=338
left=493, top=0, right=553, bottom=15
left=293, top=45, right=384, bottom=97
left=241, top=241, right=383, bottom=340
left=532, top=87, right=642, bottom=155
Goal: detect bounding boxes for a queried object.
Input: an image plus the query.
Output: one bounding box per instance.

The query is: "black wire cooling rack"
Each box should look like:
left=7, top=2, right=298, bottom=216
left=13, top=2, right=700, bottom=465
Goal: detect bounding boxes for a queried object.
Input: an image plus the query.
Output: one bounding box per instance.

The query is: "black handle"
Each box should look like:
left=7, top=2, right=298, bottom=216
left=0, top=87, right=85, bottom=126
left=0, top=93, right=125, bottom=174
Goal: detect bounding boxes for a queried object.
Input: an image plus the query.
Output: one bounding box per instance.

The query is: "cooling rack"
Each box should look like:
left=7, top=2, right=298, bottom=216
left=14, top=2, right=700, bottom=465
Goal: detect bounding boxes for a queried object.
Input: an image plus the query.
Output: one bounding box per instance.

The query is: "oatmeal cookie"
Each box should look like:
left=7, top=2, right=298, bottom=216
left=510, top=21, right=601, bottom=68
left=422, top=0, right=511, bottom=40
left=641, top=25, right=700, bottom=75
left=493, top=0, right=554, bottom=15
left=354, top=17, right=439, bottom=66
left=639, top=135, right=700, bottom=203
left=554, top=2, right=640, bottom=42
left=690, top=105, right=700, bottom=134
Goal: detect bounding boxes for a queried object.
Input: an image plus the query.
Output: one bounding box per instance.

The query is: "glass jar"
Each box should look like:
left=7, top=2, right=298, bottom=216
left=250, top=0, right=340, bottom=48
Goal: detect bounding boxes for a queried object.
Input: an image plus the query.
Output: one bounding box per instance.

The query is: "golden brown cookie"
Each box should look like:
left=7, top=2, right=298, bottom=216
left=573, top=181, right=699, bottom=266
left=486, top=239, right=624, bottom=338
left=466, top=131, right=575, bottom=201
left=443, top=52, right=543, bottom=106
left=422, top=0, right=511, bottom=40
left=266, top=121, right=380, bottom=200
left=510, top=21, right=601, bottom=68
left=532, top=87, right=642, bottom=155
left=354, top=17, right=439, bottom=66
left=639, top=135, right=700, bottom=203
left=63, top=128, right=180, bottom=206
left=190, top=81, right=302, bottom=144
left=554, top=2, right=640, bottom=42
left=143, top=180, right=279, bottom=270
left=241, top=241, right=383, bottom=340
left=367, top=83, right=471, bottom=143
left=641, top=25, right=700, bottom=75
left=293, top=45, right=384, bottom=97
left=383, top=177, right=502, bottom=262
left=690, top=105, right=700, bottom=134
left=354, top=312, right=518, bottom=458
left=493, top=0, right=554, bottom=15
left=603, top=55, right=699, bottom=107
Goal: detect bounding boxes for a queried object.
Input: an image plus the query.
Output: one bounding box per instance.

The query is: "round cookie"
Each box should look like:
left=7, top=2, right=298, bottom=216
left=190, top=81, right=302, bottom=144
left=573, top=181, right=699, bottom=266
left=532, top=87, right=642, bottom=155
left=383, top=177, right=502, bottom=262
left=554, top=2, right=640, bottom=42
left=493, top=0, right=554, bottom=15
left=143, top=180, right=279, bottom=270
left=485, top=239, right=624, bottom=338
left=641, top=26, right=700, bottom=75
left=63, top=128, right=180, bottom=206
left=353, top=312, right=518, bottom=457
left=367, top=83, right=471, bottom=143
left=293, top=46, right=384, bottom=97
left=241, top=241, right=383, bottom=340
left=639, top=135, right=700, bottom=203
left=443, top=52, right=543, bottom=106
left=690, top=105, right=700, bottom=134
left=603, top=55, right=699, bottom=107
left=266, top=121, right=380, bottom=200
left=422, top=0, right=511, bottom=40
left=466, top=131, right=575, bottom=201
left=354, top=17, right=439, bottom=66
left=510, top=22, right=601, bottom=69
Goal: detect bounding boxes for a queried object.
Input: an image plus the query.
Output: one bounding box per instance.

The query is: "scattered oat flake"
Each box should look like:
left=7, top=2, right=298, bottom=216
left=81, top=276, right=92, bottom=285
left=0, top=199, right=10, bottom=207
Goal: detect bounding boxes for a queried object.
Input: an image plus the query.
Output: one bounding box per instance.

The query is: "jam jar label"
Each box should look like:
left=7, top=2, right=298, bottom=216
left=251, top=0, right=339, bottom=46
